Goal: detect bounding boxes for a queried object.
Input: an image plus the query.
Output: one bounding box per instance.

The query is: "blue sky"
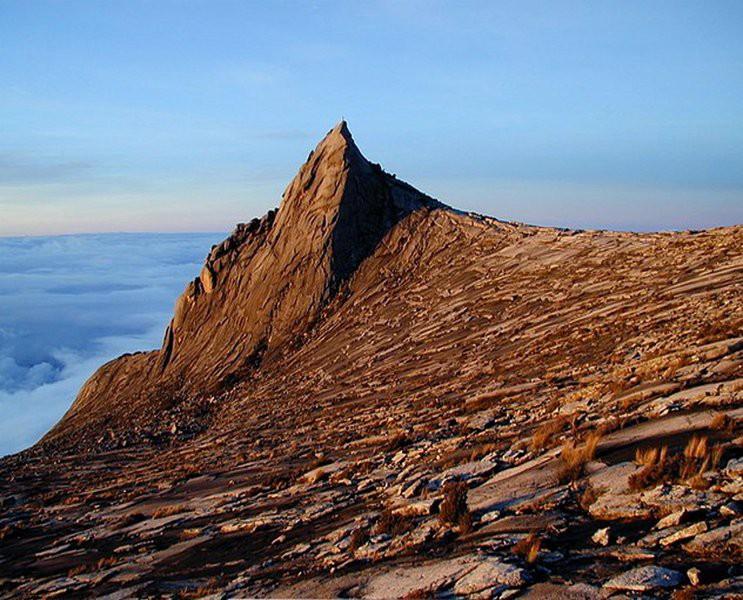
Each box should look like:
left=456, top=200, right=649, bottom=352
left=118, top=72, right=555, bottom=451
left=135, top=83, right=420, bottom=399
left=1, top=0, right=742, bottom=234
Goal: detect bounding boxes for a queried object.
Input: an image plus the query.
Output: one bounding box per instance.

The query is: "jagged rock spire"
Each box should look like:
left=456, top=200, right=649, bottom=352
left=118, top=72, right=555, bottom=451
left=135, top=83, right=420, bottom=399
left=47, top=122, right=438, bottom=443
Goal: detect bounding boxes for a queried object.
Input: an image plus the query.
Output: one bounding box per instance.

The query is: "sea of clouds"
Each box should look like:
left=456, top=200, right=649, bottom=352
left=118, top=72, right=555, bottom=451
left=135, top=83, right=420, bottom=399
left=0, top=232, right=225, bottom=456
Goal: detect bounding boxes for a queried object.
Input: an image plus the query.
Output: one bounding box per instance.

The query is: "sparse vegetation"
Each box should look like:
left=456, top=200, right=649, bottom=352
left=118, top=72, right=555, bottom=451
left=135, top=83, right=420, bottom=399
left=530, top=416, right=569, bottom=452
left=152, top=504, right=187, bottom=518
left=68, top=557, right=118, bottom=577
left=512, top=532, right=541, bottom=564
left=0, top=524, right=16, bottom=541
left=384, top=432, right=411, bottom=452
left=348, top=527, right=369, bottom=552
left=556, top=431, right=601, bottom=484
left=438, top=480, right=472, bottom=532
left=709, top=412, right=735, bottom=432
left=178, top=577, right=222, bottom=599
left=117, top=512, right=147, bottom=527
left=629, top=436, right=723, bottom=491
left=578, top=484, right=599, bottom=511
left=374, top=509, right=413, bottom=537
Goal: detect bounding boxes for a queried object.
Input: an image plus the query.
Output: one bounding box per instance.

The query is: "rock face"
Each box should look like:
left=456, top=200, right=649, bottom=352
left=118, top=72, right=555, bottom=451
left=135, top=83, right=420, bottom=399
left=1, top=122, right=742, bottom=599
left=44, top=122, right=439, bottom=447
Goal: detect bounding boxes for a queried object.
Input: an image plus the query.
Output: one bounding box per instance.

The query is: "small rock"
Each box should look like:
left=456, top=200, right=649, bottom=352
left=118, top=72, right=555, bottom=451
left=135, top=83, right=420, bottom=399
left=655, top=509, right=687, bottom=529
left=604, top=565, right=684, bottom=592
left=479, top=509, right=502, bottom=524
left=400, top=478, right=425, bottom=499
left=592, top=526, right=611, bottom=546
left=687, top=567, right=702, bottom=586
left=391, top=498, right=439, bottom=518
left=659, top=521, right=707, bottom=547
left=719, top=501, right=741, bottom=517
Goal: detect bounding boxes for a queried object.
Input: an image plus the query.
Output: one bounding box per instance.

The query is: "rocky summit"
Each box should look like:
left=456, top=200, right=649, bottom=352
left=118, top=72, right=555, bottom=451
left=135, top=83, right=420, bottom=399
left=1, top=123, right=741, bottom=599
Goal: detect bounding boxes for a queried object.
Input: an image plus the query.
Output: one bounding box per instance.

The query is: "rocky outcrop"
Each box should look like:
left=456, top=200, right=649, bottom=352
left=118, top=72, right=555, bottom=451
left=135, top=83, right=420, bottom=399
left=44, top=122, right=441, bottom=447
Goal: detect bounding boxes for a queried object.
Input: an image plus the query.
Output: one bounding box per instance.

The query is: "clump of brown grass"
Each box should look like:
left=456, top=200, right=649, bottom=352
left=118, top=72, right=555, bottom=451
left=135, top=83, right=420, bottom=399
left=436, top=441, right=500, bottom=469
left=469, top=442, right=499, bottom=462
left=180, top=576, right=222, bottom=599
left=530, top=416, right=568, bottom=453
left=578, top=484, right=599, bottom=511
left=699, top=317, right=743, bottom=344
left=438, top=480, right=472, bottom=532
left=68, top=556, right=118, bottom=577
left=635, top=445, right=668, bottom=467
left=374, top=509, right=412, bottom=537
left=152, top=504, right=187, bottom=518
left=0, top=524, right=16, bottom=541
left=661, top=354, right=692, bottom=380
left=629, top=436, right=723, bottom=491
left=680, top=435, right=723, bottom=488
left=671, top=588, right=696, bottom=600
left=709, top=413, right=735, bottom=432
left=556, top=431, right=601, bottom=484
left=348, top=527, right=369, bottom=552
left=512, top=532, right=541, bottom=564
left=402, top=587, right=437, bottom=600
left=117, top=512, right=146, bottom=527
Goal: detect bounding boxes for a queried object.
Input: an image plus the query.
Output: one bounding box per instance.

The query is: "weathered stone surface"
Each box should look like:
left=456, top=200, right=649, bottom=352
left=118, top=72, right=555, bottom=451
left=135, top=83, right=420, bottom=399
left=603, top=566, right=684, bottom=592
left=391, top=498, right=438, bottom=517
left=588, top=492, right=652, bottom=521
left=683, top=521, right=743, bottom=555
left=659, top=521, right=707, bottom=547
left=655, top=509, right=687, bottom=530
left=453, top=557, right=531, bottom=593
left=364, top=556, right=478, bottom=598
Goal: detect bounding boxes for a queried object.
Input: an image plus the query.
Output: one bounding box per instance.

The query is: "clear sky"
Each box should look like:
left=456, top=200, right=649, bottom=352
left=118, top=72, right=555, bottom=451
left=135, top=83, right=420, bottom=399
left=1, top=0, right=742, bottom=235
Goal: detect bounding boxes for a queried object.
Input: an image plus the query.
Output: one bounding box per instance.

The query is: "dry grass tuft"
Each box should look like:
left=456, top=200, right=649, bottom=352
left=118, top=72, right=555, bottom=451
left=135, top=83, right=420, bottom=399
left=578, top=484, right=599, bottom=511
left=629, top=436, right=723, bottom=491
left=152, top=504, right=187, bottom=518
left=671, top=588, right=696, bottom=600
left=68, top=557, right=118, bottom=577
left=374, top=509, right=413, bottom=537
left=635, top=445, right=668, bottom=467
left=530, top=416, right=568, bottom=453
left=348, top=527, right=369, bottom=553
left=709, top=413, right=735, bottom=432
left=384, top=432, right=411, bottom=453
left=556, top=431, right=601, bottom=484
left=438, top=480, right=472, bottom=532
left=512, top=532, right=542, bottom=564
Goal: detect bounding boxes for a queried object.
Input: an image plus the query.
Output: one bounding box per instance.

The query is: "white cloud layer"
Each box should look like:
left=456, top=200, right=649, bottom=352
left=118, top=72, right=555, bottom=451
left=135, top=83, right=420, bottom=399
left=0, top=232, right=224, bottom=456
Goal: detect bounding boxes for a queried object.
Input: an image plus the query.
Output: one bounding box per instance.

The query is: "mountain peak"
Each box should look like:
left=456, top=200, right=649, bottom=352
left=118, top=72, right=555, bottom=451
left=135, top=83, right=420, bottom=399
left=47, top=123, right=441, bottom=443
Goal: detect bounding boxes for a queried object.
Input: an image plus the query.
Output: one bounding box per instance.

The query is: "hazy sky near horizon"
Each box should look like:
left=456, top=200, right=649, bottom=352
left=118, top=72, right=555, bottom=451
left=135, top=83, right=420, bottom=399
left=0, top=232, right=223, bottom=455
left=2, top=0, right=742, bottom=234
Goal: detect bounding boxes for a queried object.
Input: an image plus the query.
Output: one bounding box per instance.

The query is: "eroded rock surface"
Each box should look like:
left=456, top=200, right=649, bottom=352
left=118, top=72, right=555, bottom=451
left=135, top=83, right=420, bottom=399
left=1, top=122, right=741, bottom=598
